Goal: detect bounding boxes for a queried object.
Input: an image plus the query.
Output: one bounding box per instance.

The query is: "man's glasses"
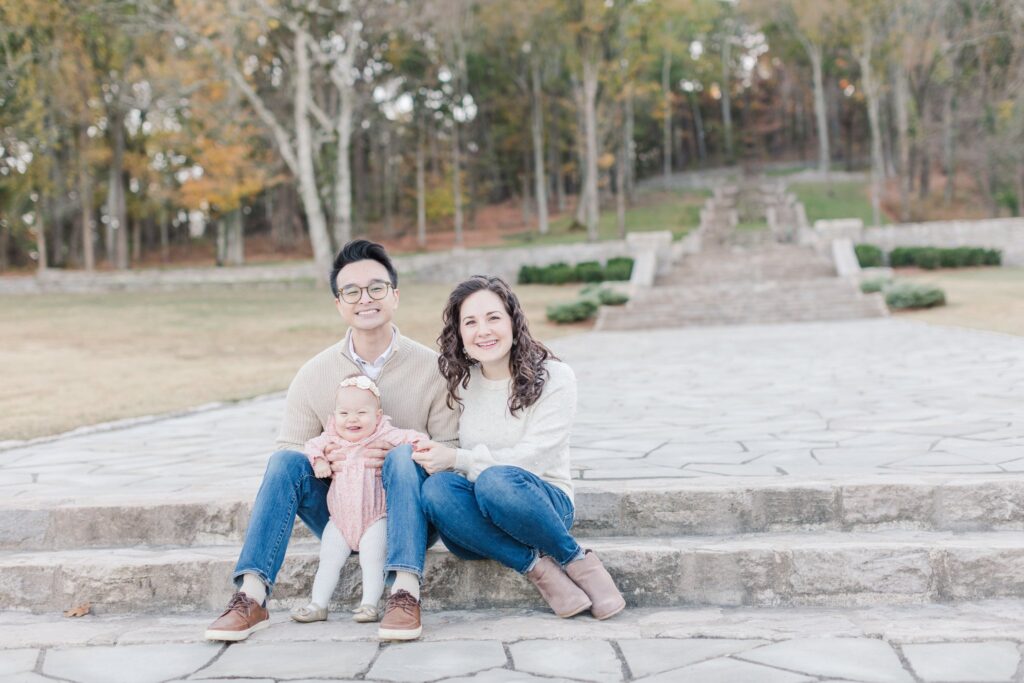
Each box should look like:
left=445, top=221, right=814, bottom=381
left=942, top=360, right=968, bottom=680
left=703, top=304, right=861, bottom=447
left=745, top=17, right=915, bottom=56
left=338, top=282, right=392, bottom=304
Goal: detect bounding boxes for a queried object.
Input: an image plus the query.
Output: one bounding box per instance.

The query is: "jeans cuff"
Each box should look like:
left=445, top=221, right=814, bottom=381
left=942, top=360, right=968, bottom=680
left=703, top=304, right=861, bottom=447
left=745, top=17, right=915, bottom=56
left=384, top=564, right=424, bottom=581
left=522, top=550, right=540, bottom=575
left=232, top=569, right=273, bottom=595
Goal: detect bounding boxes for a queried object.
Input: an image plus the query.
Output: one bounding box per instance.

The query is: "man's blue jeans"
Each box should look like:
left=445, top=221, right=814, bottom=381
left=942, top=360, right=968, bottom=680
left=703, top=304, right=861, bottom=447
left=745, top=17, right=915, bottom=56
left=233, top=444, right=429, bottom=592
left=420, top=465, right=582, bottom=574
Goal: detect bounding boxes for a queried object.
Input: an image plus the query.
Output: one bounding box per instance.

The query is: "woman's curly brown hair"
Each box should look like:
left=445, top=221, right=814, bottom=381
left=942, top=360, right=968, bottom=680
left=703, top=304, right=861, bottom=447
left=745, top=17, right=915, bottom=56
left=437, top=275, right=556, bottom=416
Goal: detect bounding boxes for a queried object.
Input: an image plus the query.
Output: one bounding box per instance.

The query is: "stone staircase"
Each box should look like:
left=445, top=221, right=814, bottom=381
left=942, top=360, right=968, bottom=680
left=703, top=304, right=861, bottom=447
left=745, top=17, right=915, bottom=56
left=4, top=477, right=1024, bottom=615
left=598, top=244, right=886, bottom=330
left=597, top=180, right=887, bottom=331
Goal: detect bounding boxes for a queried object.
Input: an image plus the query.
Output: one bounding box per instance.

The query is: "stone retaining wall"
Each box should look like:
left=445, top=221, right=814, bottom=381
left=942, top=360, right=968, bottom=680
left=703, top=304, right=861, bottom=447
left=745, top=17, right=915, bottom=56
left=395, top=241, right=635, bottom=283
left=815, top=218, right=1024, bottom=266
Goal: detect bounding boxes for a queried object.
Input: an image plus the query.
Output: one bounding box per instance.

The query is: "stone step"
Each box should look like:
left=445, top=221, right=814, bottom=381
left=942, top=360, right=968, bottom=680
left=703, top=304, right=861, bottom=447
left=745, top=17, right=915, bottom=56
left=5, top=530, right=1024, bottom=614
left=6, top=478, right=1024, bottom=552
left=596, top=302, right=886, bottom=330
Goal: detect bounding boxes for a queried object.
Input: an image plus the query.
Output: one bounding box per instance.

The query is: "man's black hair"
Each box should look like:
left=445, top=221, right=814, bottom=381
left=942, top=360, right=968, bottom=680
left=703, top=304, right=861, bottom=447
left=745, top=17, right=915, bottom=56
left=329, top=240, right=399, bottom=297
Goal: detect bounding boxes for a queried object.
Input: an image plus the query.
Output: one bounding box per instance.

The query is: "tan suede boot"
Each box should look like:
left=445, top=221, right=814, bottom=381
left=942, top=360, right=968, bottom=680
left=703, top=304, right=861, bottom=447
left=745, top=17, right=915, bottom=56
left=526, top=556, right=592, bottom=618
left=564, top=550, right=626, bottom=620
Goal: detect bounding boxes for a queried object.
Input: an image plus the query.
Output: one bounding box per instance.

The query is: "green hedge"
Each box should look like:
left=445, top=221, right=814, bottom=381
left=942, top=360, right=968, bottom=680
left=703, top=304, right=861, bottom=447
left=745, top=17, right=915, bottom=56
left=604, top=257, right=634, bottom=281
left=518, top=257, right=635, bottom=285
left=860, top=277, right=890, bottom=294
left=888, top=246, right=1001, bottom=269
left=546, top=299, right=598, bottom=323
left=884, top=282, right=947, bottom=309
left=854, top=244, right=884, bottom=268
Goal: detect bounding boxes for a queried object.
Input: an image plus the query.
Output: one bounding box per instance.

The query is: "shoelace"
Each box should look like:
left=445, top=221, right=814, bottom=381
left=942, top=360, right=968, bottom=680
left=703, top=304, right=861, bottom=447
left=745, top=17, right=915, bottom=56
left=221, top=592, right=256, bottom=617
left=384, top=590, right=419, bottom=617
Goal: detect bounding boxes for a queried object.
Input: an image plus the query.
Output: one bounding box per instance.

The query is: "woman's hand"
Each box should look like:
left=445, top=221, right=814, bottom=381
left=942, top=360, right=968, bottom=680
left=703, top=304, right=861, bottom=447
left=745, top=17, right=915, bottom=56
left=312, top=457, right=332, bottom=478
left=412, top=440, right=457, bottom=474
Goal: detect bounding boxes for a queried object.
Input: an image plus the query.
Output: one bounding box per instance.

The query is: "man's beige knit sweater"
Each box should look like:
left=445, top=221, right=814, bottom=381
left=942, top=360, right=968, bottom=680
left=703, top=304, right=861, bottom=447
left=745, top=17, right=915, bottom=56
left=276, top=327, right=459, bottom=452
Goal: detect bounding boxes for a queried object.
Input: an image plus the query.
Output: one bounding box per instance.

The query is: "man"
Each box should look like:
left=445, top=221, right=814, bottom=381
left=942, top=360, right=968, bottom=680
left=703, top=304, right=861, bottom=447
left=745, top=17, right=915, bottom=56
left=205, top=239, right=457, bottom=642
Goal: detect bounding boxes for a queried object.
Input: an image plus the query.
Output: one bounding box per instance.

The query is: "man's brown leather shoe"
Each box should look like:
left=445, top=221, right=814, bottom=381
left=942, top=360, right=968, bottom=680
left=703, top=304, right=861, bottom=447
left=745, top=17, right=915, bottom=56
left=526, top=555, right=592, bottom=618
left=204, top=592, right=270, bottom=641
left=565, top=550, right=626, bottom=620
left=377, top=589, right=422, bottom=641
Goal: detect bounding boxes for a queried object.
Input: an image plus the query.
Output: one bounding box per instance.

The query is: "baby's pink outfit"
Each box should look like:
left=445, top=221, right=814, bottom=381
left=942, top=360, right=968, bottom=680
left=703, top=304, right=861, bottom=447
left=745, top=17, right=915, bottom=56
left=304, top=416, right=426, bottom=550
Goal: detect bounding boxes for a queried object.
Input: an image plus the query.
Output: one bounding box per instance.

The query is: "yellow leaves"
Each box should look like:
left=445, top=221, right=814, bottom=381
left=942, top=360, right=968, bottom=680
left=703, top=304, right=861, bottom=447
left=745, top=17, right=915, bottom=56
left=178, top=134, right=268, bottom=213
left=63, top=602, right=91, bottom=618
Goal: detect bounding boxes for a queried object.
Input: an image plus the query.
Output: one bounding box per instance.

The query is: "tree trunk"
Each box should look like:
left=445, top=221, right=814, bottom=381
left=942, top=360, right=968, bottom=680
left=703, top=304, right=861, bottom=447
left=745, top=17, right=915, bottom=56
left=624, top=83, right=636, bottom=203
left=224, top=208, right=244, bottom=265
left=662, top=45, right=672, bottom=183
left=806, top=41, right=830, bottom=178
left=918, top=96, right=930, bottom=199
left=858, top=23, right=883, bottom=227
left=78, top=126, right=95, bottom=271
left=942, top=81, right=955, bottom=205
left=721, top=33, right=734, bottom=161
left=581, top=49, right=600, bottom=241
left=107, top=108, right=129, bottom=269
left=131, top=216, right=142, bottom=264
left=294, top=31, right=334, bottom=277
left=35, top=214, right=48, bottom=273
left=616, top=108, right=627, bottom=239
left=333, top=84, right=354, bottom=248
left=530, top=59, right=549, bottom=235
left=895, top=60, right=912, bottom=222
left=0, top=218, right=8, bottom=271
left=521, top=145, right=532, bottom=226
left=215, top=218, right=226, bottom=266
left=572, top=76, right=588, bottom=227
left=416, top=117, right=427, bottom=249
left=451, top=118, right=464, bottom=247
left=159, top=207, right=170, bottom=264
left=689, top=92, right=707, bottom=162
left=383, top=127, right=395, bottom=237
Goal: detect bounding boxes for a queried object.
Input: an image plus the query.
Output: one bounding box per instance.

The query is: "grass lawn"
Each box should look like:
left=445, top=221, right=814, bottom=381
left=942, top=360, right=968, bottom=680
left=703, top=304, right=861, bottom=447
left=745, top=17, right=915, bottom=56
left=791, top=181, right=884, bottom=226
left=0, top=283, right=590, bottom=441
left=497, top=189, right=707, bottom=248
left=895, top=267, right=1024, bottom=337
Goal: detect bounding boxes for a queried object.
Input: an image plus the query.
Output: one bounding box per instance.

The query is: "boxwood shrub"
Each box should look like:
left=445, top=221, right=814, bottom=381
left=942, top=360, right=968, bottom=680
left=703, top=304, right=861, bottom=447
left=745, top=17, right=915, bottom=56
left=888, top=246, right=1001, bottom=269
left=884, top=282, right=946, bottom=309
left=546, top=299, right=598, bottom=323
left=518, top=257, right=636, bottom=285
left=854, top=244, right=884, bottom=268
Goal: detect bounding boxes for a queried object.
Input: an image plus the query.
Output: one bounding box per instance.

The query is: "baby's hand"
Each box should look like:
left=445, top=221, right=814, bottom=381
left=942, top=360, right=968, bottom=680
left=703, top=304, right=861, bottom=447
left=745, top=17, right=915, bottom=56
left=313, top=457, right=332, bottom=478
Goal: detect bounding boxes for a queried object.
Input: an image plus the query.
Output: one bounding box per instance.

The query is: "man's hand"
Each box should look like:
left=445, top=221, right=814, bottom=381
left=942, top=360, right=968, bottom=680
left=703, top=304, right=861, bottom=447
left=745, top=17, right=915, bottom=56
left=412, top=440, right=456, bottom=475
left=352, top=438, right=391, bottom=471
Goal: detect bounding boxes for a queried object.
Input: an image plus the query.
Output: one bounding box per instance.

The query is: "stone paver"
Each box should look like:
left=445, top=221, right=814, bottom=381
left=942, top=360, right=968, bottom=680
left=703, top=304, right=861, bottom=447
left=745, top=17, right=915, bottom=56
left=0, top=648, right=37, bottom=675
left=618, top=638, right=766, bottom=679
left=42, top=643, right=218, bottom=683
left=901, top=641, right=1021, bottom=682
left=194, top=641, right=378, bottom=680
left=508, top=640, right=622, bottom=682
left=736, top=638, right=914, bottom=683
left=0, top=605, right=1022, bottom=681
left=638, top=657, right=814, bottom=683
left=368, top=640, right=507, bottom=682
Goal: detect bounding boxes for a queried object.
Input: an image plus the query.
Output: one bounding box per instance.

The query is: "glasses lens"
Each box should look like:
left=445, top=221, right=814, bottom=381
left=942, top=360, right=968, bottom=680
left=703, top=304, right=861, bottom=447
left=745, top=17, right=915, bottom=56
left=368, top=283, right=389, bottom=299
left=340, top=287, right=360, bottom=303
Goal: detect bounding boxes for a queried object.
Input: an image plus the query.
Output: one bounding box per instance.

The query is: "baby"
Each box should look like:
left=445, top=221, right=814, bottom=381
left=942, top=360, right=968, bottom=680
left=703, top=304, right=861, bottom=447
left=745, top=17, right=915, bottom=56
left=291, top=374, right=427, bottom=623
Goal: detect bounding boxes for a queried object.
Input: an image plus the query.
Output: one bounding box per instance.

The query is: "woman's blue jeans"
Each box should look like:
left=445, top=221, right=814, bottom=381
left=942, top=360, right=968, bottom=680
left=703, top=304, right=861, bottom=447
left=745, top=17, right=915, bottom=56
left=232, top=444, right=432, bottom=592
left=420, top=465, right=582, bottom=574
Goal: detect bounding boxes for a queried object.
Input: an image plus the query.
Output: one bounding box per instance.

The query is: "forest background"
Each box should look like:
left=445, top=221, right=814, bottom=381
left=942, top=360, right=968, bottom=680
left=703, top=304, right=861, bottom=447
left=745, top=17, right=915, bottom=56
left=2, top=0, right=1023, bottom=277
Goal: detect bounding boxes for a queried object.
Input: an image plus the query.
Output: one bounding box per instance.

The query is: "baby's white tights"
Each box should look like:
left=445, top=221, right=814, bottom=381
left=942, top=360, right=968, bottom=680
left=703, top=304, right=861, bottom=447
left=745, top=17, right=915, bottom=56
left=310, top=518, right=387, bottom=609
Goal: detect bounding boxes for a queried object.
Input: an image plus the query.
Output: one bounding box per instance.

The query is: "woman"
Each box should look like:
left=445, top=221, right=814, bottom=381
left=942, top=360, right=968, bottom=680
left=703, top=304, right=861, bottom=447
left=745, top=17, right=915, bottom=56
left=412, top=275, right=625, bottom=620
